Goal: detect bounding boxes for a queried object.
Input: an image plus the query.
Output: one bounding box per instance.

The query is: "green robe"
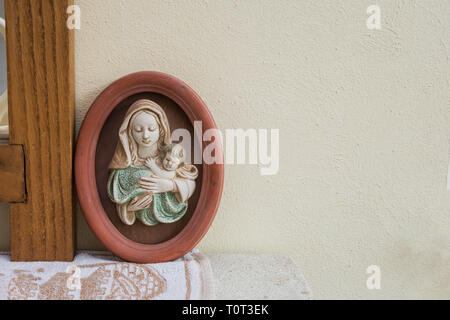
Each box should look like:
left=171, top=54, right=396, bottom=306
left=107, top=166, right=188, bottom=225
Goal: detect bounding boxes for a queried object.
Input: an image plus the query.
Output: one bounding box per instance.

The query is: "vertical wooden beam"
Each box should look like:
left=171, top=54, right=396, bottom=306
left=5, top=0, right=75, bottom=261
left=0, top=144, right=26, bottom=203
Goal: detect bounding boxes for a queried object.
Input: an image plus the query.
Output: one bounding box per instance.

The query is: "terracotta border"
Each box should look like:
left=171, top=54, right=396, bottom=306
left=75, top=71, right=224, bottom=263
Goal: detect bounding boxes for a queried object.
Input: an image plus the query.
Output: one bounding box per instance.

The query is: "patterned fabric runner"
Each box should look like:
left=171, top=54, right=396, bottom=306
left=0, top=250, right=215, bottom=300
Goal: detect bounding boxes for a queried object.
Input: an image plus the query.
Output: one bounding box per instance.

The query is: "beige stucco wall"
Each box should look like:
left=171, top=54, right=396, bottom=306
left=0, top=0, right=449, bottom=299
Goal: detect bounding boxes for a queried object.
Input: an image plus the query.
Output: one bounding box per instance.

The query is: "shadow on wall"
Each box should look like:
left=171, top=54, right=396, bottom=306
left=393, top=234, right=450, bottom=299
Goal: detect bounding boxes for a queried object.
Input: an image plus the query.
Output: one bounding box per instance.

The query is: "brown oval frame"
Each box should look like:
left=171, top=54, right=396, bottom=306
left=75, top=71, right=224, bottom=263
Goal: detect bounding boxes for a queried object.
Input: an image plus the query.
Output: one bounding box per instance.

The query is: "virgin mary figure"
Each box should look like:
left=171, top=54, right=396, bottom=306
left=107, top=99, right=197, bottom=226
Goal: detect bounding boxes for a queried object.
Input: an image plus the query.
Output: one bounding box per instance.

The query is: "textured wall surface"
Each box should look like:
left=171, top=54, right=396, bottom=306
left=0, top=0, right=449, bottom=299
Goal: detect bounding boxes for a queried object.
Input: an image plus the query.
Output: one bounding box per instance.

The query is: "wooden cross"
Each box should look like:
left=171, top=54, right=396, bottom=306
left=0, top=0, right=75, bottom=261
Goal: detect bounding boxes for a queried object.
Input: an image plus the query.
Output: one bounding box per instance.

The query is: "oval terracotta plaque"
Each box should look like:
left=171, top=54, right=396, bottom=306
left=75, top=71, right=224, bottom=263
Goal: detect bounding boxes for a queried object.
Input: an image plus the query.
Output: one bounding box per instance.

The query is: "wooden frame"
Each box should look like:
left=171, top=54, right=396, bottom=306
left=75, top=71, right=224, bottom=263
left=1, top=0, right=75, bottom=261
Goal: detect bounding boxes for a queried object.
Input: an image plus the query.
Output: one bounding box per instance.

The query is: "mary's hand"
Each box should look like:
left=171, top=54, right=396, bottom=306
left=139, top=175, right=175, bottom=194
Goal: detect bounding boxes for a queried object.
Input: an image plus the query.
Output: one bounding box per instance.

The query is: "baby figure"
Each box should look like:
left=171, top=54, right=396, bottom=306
left=127, top=143, right=198, bottom=225
left=145, top=143, right=198, bottom=181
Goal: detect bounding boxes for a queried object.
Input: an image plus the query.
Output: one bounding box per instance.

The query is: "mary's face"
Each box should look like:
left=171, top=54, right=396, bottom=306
left=131, top=112, right=160, bottom=148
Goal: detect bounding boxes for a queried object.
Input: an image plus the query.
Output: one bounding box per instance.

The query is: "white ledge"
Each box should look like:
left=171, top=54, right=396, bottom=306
left=210, top=254, right=313, bottom=300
